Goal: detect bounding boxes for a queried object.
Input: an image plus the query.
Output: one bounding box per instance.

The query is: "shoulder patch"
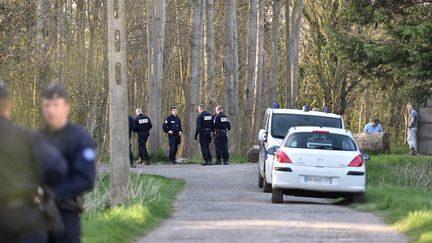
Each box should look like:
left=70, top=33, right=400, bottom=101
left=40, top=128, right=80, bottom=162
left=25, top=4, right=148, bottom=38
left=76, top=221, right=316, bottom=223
left=204, top=116, right=212, bottom=121
left=83, top=148, right=96, bottom=161
left=221, top=117, right=228, bottom=122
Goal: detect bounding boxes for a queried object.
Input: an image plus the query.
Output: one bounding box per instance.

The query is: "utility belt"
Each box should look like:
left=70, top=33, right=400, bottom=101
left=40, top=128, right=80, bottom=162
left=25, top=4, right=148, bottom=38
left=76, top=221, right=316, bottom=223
left=213, top=130, right=228, bottom=136
left=56, top=198, right=84, bottom=214
left=1, top=187, right=64, bottom=233
left=214, top=129, right=227, bottom=133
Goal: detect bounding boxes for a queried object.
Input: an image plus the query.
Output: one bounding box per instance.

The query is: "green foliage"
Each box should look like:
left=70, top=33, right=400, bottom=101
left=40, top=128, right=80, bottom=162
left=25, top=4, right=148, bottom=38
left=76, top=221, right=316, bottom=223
left=82, top=174, right=185, bottom=243
left=344, top=0, right=432, bottom=103
left=352, top=153, right=432, bottom=242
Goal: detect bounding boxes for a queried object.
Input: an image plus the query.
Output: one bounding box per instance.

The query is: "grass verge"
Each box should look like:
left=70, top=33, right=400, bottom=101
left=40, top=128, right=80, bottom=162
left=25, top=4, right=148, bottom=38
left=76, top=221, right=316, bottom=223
left=352, top=152, right=432, bottom=243
left=82, top=174, right=185, bottom=243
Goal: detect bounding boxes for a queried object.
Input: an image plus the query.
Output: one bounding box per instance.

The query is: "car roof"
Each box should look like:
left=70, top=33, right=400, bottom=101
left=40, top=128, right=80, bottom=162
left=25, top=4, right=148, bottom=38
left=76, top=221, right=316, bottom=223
left=267, top=108, right=341, bottom=119
left=288, top=126, right=352, bottom=136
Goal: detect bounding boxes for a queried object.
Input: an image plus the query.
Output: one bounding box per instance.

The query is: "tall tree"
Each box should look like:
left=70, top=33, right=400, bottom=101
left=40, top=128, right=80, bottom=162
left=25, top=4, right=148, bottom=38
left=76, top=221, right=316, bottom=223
left=147, top=0, right=166, bottom=150
left=185, top=0, right=204, bottom=157
left=285, top=0, right=292, bottom=108
left=204, top=0, right=216, bottom=106
left=252, top=0, right=265, bottom=135
left=268, top=0, right=281, bottom=107
left=289, top=0, right=304, bottom=108
left=108, top=0, right=130, bottom=206
left=242, top=0, right=257, bottom=149
left=223, top=0, right=239, bottom=148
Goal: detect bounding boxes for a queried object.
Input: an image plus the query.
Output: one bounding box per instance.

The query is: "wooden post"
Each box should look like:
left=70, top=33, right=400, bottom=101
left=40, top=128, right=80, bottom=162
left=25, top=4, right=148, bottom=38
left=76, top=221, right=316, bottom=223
left=108, top=0, right=130, bottom=206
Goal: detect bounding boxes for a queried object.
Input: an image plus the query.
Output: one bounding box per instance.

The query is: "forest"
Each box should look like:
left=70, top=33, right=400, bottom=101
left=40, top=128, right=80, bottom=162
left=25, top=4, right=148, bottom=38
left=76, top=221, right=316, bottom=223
left=1, top=0, right=431, bottom=158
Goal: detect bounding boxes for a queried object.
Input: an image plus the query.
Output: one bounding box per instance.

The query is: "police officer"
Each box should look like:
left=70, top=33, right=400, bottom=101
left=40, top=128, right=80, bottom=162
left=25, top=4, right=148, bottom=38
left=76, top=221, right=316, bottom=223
left=213, top=105, right=231, bottom=165
left=163, top=106, right=182, bottom=164
left=0, top=80, right=67, bottom=243
left=128, top=115, right=135, bottom=167
left=133, top=108, right=152, bottom=165
left=194, top=105, right=213, bottom=166
left=40, top=83, right=96, bottom=243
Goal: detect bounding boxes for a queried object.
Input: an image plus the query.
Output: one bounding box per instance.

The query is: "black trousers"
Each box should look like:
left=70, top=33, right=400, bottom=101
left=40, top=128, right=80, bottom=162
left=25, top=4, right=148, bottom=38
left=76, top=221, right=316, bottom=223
left=214, top=132, right=229, bottom=162
left=137, top=131, right=149, bottom=161
left=168, top=134, right=180, bottom=162
left=199, top=130, right=212, bottom=162
left=49, top=212, right=80, bottom=243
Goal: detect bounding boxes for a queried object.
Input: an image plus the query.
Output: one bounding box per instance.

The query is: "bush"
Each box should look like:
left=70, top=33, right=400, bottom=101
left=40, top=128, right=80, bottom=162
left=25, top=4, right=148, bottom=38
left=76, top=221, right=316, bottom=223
left=82, top=174, right=184, bottom=243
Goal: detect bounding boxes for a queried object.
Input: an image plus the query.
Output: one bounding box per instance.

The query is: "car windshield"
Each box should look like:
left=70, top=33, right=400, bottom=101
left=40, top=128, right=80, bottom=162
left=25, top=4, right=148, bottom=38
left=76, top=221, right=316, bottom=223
left=284, top=132, right=356, bottom=151
left=271, top=114, right=342, bottom=139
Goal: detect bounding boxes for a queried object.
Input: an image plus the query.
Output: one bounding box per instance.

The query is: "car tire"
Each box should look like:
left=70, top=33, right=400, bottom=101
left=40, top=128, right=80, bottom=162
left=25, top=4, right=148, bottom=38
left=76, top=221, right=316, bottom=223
left=272, top=189, right=283, bottom=204
left=263, top=174, right=272, bottom=193
left=349, top=193, right=365, bottom=203
left=258, top=170, right=264, bottom=188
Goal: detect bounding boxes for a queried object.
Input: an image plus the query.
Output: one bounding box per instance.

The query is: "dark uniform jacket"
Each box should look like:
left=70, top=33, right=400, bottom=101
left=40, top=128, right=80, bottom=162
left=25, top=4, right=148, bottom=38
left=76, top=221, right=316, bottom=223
left=213, top=112, right=231, bottom=132
left=195, top=111, right=213, bottom=139
left=133, top=114, right=152, bottom=134
left=163, top=115, right=182, bottom=135
left=41, top=123, right=96, bottom=206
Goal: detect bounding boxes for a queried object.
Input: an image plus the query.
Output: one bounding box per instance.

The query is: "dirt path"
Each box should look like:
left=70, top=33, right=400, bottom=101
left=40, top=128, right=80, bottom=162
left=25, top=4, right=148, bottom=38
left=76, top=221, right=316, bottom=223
left=135, top=163, right=407, bottom=243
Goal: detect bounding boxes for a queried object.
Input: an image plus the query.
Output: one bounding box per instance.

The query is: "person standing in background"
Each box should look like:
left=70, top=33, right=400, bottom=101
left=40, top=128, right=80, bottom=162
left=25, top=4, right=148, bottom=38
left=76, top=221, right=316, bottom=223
left=407, top=104, right=419, bottom=155
left=163, top=106, right=182, bottom=164
left=133, top=108, right=152, bottom=165
left=194, top=105, right=213, bottom=166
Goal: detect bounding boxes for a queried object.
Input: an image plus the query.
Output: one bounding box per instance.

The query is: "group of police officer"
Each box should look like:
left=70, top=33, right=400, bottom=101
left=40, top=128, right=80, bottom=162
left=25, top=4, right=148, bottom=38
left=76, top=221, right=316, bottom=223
left=129, top=104, right=231, bottom=166
left=195, top=105, right=231, bottom=165
left=0, top=81, right=96, bottom=243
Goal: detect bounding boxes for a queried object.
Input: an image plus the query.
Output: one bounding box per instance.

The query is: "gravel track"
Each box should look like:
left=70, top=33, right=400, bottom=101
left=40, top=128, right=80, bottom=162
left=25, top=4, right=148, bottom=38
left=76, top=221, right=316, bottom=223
left=135, top=163, right=407, bottom=243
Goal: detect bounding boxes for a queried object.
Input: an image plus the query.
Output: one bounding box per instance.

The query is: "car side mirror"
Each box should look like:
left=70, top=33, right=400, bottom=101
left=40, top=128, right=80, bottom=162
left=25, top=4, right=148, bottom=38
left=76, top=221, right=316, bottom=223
left=362, top=153, right=370, bottom=161
left=258, top=129, right=267, bottom=142
left=267, top=146, right=280, bottom=155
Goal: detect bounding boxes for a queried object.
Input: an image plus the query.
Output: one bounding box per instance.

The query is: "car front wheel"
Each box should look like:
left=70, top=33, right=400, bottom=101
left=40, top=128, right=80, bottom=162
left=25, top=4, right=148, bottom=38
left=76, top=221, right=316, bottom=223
left=271, top=189, right=283, bottom=203
left=348, top=193, right=365, bottom=203
left=263, top=173, right=272, bottom=193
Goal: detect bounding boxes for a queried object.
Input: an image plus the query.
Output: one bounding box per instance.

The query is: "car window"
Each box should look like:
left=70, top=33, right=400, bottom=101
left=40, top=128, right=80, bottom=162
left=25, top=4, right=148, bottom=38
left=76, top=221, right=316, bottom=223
left=284, top=132, right=356, bottom=151
left=271, top=114, right=343, bottom=139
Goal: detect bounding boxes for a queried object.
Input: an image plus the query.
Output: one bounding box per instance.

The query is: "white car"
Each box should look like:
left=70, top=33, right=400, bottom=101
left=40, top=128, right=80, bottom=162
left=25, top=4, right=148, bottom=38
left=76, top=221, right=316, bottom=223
left=271, top=126, right=369, bottom=204
left=258, top=109, right=345, bottom=193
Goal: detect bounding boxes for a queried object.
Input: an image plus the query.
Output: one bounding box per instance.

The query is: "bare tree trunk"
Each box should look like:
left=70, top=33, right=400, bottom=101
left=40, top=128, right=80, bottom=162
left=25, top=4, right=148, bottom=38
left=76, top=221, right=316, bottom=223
left=269, top=0, right=281, bottom=106
left=252, top=0, right=265, bottom=136
left=37, top=0, right=50, bottom=90
left=108, top=0, right=130, bottom=206
left=285, top=0, right=292, bottom=108
left=290, top=0, right=304, bottom=108
left=242, top=0, right=257, bottom=149
left=223, top=0, right=239, bottom=151
left=57, top=0, right=65, bottom=82
left=147, top=0, right=166, bottom=151
left=185, top=0, right=204, bottom=158
left=204, top=0, right=216, bottom=107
